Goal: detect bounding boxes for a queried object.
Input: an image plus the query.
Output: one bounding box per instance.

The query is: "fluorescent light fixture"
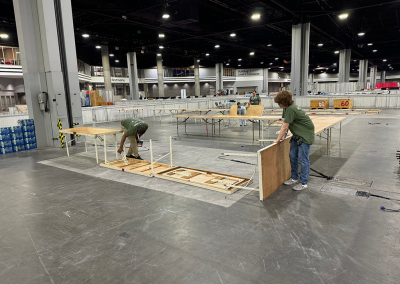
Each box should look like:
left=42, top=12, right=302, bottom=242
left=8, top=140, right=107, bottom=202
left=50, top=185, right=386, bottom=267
left=109, top=54, right=114, bottom=57
left=157, top=53, right=162, bottom=56
left=334, top=51, right=339, bottom=54
left=0, top=34, right=8, bottom=38
left=206, top=53, right=209, bottom=56
left=383, top=59, right=387, bottom=61
left=159, top=46, right=164, bottom=49
left=230, top=33, right=236, bottom=37
left=162, top=14, right=170, bottom=19
left=159, top=33, right=165, bottom=38
left=82, top=33, right=90, bottom=38
left=238, top=58, right=242, bottom=61
left=96, top=46, right=101, bottom=49
left=267, top=44, right=272, bottom=47
left=215, top=45, right=220, bottom=48
left=275, top=58, right=278, bottom=60
left=251, top=13, right=260, bottom=20
left=250, top=52, right=255, bottom=55
left=318, top=43, right=323, bottom=46
left=373, top=50, right=377, bottom=52
left=368, top=43, right=373, bottom=46
left=358, top=32, right=365, bottom=36
left=115, top=60, right=119, bottom=63
left=338, top=13, right=348, bottom=20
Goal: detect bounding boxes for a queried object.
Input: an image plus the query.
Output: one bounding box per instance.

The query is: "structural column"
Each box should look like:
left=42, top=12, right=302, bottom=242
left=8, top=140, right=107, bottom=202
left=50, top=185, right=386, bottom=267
left=381, top=70, right=386, bottom=83
left=194, top=59, right=200, bottom=97
left=263, top=68, right=268, bottom=93
left=127, top=52, right=139, bottom=100
left=13, top=0, right=82, bottom=148
left=358, top=59, right=368, bottom=89
left=370, top=65, right=378, bottom=88
left=215, top=63, right=223, bottom=93
left=338, top=49, right=351, bottom=83
left=291, top=23, right=310, bottom=96
left=101, top=46, right=112, bottom=91
left=157, top=55, right=164, bottom=97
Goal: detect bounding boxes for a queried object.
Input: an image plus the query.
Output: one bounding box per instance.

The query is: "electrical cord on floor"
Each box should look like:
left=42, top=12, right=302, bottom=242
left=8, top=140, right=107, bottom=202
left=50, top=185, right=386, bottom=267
left=310, top=168, right=334, bottom=180
left=380, top=206, right=400, bottom=212
left=217, top=155, right=257, bottom=166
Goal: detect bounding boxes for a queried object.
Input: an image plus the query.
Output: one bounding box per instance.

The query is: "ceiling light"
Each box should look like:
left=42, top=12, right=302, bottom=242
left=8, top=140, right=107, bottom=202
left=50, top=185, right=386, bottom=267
left=197, top=60, right=200, bottom=62
left=388, top=64, right=391, bottom=66
left=275, top=58, right=279, bottom=60
left=238, top=64, right=241, bottom=67
left=334, top=51, right=339, bottom=54
left=159, top=33, right=165, bottom=38
left=250, top=52, right=255, bottom=55
left=373, top=50, right=377, bottom=52
left=358, top=32, right=365, bottom=36
left=115, top=60, right=119, bottom=63
left=354, top=60, right=357, bottom=62
left=215, top=45, right=220, bottom=48
left=333, top=63, right=337, bottom=65
left=383, top=59, right=387, bottom=61
left=251, top=13, right=260, bottom=20
left=267, top=44, right=272, bottom=47
left=268, top=68, right=271, bottom=69
left=261, top=62, right=264, bottom=64
left=238, top=58, right=242, bottom=61
left=0, top=34, right=8, bottom=38
left=206, top=53, right=209, bottom=56
left=280, top=66, right=284, bottom=68
left=230, top=33, right=236, bottom=37
left=321, top=71, right=324, bottom=73
left=96, top=45, right=101, bottom=49
left=333, top=69, right=336, bottom=71
left=318, top=43, right=323, bottom=47
left=269, top=63, right=273, bottom=65
left=368, top=43, right=373, bottom=46
left=162, top=13, right=170, bottom=19
left=109, top=54, right=114, bottom=57
left=338, top=13, right=348, bottom=20
left=326, top=68, right=329, bottom=70
left=157, top=53, right=162, bottom=56
left=226, top=63, right=230, bottom=65
left=82, top=33, right=90, bottom=38
left=159, top=46, right=164, bottom=49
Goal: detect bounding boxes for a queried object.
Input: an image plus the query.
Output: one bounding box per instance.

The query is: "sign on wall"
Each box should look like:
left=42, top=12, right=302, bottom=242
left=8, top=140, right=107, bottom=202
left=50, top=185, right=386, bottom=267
left=237, top=69, right=263, bottom=77
left=111, top=77, right=129, bottom=83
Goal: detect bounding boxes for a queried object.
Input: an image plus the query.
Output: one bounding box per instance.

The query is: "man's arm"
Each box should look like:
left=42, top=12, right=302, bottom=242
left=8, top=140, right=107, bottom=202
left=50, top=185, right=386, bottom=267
left=274, top=122, right=289, bottom=144
left=118, top=133, right=128, bottom=154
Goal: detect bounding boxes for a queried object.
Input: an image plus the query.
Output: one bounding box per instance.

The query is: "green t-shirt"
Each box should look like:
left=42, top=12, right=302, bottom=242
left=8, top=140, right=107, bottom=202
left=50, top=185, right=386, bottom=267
left=121, top=118, right=148, bottom=137
left=282, top=103, right=315, bottom=144
left=250, top=95, right=261, bottom=105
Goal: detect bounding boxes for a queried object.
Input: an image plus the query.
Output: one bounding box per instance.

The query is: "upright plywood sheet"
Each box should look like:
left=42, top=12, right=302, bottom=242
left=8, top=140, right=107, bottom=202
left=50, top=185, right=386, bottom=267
left=258, top=137, right=292, bottom=200
left=246, top=105, right=264, bottom=116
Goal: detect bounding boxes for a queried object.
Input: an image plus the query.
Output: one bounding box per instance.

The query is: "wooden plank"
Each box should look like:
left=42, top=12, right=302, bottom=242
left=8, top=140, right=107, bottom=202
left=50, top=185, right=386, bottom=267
left=60, top=127, right=122, bottom=136
left=258, top=136, right=292, bottom=200
left=100, top=159, right=171, bottom=177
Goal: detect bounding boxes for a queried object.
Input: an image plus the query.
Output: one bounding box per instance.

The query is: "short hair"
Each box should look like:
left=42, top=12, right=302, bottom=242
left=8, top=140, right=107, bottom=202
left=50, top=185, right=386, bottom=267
left=237, top=102, right=241, bottom=105
left=138, top=125, right=147, bottom=135
left=274, top=91, right=294, bottom=107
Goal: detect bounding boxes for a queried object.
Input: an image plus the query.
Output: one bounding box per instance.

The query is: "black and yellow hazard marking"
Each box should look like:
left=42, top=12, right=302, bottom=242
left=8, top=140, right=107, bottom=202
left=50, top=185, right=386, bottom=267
left=57, top=119, right=65, bottom=148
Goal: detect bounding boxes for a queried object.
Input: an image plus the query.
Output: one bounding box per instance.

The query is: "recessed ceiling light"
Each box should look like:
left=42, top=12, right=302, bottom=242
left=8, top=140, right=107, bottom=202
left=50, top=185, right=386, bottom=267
left=159, top=46, right=164, bottom=49
left=326, top=68, right=329, bottom=70
left=115, top=60, right=119, bottom=63
left=269, top=63, right=273, bottom=65
left=159, top=33, right=165, bottom=38
left=358, top=32, right=365, bottom=36
left=215, top=45, right=220, bottom=48
left=238, top=58, right=242, bottom=61
left=373, top=50, right=377, bottom=52
left=280, top=66, right=284, bottom=68
left=238, top=64, right=241, bottom=66
left=268, top=68, right=271, bottom=69
left=230, top=33, right=236, bottom=37
left=354, top=60, right=357, bottom=62
left=162, top=13, right=170, bottom=19
left=0, top=34, right=8, bottom=38
left=82, top=33, right=90, bottom=38
left=157, top=53, right=162, bottom=56
left=321, top=71, right=324, bottom=73
left=250, top=52, right=255, bottom=55
left=197, top=60, right=200, bottom=62
left=206, top=53, right=209, bottom=56
left=275, top=58, right=279, bottom=60
left=318, top=43, right=323, bottom=46
left=333, top=63, right=337, bottom=65
left=383, top=59, right=387, bottom=61
left=96, top=46, right=101, bottom=49
left=388, top=64, right=391, bottom=66
left=226, top=63, right=230, bottom=65
left=368, top=43, right=373, bottom=46
left=267, top=44, right=272, bottom=47
left=338, top=13, right=348, bottom=20
left=251, top=13, right=260, bottom=20
left=317, top=65, right=320, bottom=67
left=334, top=51, right=339, bottom=54
left=109, top=54, right=114, bottom=57
left=261, top=62, right=264, bottom=64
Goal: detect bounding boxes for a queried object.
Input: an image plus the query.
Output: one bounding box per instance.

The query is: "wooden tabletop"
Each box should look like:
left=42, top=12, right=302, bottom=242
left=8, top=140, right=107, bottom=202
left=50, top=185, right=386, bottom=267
left=60, top=127, right=122, bottom=136
left=174, top=114, right=282, bottom=120
left=154, top=108, right=230, bottom=111
left=312, top=116, right=346, bottom=134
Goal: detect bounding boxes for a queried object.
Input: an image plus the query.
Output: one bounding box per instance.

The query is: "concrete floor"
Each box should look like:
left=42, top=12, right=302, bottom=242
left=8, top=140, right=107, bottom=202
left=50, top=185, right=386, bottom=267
left=1, top=110, right=400, bottom=284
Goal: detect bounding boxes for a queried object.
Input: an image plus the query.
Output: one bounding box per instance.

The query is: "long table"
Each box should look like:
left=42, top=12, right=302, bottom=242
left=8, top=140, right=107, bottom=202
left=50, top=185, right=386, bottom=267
left=59, top=127, right=122, bottom=164
left=174, top=114, right=281, bottom=140
left=153, top=108, right=230, bottom=122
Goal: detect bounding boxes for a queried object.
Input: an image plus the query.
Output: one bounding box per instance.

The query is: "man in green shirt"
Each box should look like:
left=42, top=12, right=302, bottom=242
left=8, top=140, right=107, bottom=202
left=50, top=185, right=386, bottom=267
left=248, top=91, right=261, bottom=105
left=118, top=117, right=148, bottom=160
left=273, top=91, right=315, bottom=191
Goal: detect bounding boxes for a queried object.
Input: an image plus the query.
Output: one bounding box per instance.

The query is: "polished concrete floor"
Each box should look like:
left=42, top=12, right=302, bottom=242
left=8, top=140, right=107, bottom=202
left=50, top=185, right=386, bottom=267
left=1, top=110, right=400, bottom=284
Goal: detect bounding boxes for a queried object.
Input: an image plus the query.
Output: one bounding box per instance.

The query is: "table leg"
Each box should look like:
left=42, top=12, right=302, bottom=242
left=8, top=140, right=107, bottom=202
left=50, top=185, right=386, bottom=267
left=185, top=119, right=187, bottom=134
left=252, top=121, right=254, bottom=140
left=94, top=135, right=99, bottom=164
left=326, top=129, right=329, bottom=155
left=104, top=135, right=108, bottom=164
left=65, top=134, right=69, bottom=157
left=153, top=110, right=155, bottom=122
left=176, top=118, right=178, bottom=132
left=212, top=119, right=214, bottom=137
left=259, top=120, right=261, bottom=139
left=206, top=119, right=208, bottom=136
left=219, top=120, right=220, bottom=135
left=84, top=135, right=87, bottom=152
left=339, top=121, right=342, bottom=142
left=114, top=134, right=118, bottom=159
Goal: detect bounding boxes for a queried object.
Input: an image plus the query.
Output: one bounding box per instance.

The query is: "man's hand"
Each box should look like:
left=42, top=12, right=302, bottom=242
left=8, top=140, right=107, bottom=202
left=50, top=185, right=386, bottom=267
left=117, top=147, right=123, bottom=154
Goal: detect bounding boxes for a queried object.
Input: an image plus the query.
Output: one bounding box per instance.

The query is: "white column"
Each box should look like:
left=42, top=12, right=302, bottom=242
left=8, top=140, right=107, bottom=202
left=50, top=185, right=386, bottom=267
left=358, top=59, right=368, bottom=89
left=127, top=52, right=139, bottom=100
left=290, top=23, right=310, bottom=96
left=263, top=68, right=268, bottom=93
left=194, top=59, right=200, bottom=97
left=370, top=65, right=378, bottom=88
left=338, top=49, right=351, bottom=83
left=101, top=46, right=112, bottom=90
left=157, top=55, right=164, bottom=97
left=381, top=71, right=386, bottom=83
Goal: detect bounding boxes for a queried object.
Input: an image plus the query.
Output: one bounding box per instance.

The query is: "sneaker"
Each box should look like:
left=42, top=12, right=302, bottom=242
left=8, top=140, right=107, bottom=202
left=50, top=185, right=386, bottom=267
left=240, top=125, right=243, bottom=126
left=126, top=155, right=135, bottom=159
left=293, top=183, right=308, bottom=191
left=284, top=178, right=298, bottom=186
left=133, top=155, right=143, bottom=160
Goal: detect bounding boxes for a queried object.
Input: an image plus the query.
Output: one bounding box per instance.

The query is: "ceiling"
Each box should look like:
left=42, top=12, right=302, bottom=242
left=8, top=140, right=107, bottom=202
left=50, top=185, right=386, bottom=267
left=1, top=0, right=400, bottom=74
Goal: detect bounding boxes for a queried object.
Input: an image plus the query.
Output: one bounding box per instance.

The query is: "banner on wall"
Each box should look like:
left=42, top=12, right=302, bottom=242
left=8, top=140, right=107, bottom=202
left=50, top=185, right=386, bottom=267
left=237, top=69, right=263, bottom=77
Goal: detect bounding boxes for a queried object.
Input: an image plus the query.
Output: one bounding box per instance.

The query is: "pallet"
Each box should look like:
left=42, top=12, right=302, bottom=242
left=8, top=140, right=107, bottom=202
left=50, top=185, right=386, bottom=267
left=311, top=107, right=328, bottom=110
left=310, top=99, right=329, bottom=110
left=156, top=166, right=252, bottom=194
left=100, top=158, right=171, bottom=177
left=333, top=99, right=353, bottom=109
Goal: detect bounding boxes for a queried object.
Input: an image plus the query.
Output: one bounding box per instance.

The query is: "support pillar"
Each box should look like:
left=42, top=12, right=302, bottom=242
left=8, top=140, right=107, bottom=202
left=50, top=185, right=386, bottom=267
left=144, top=83, right=149, bottom=98
left=358, top=59, right=368, bottom=89
left=262, top=68, right=269, bottom=93
left=13, top=0, right=82, bottom=148
left=85, top=82, right=90, bottom=90
left=127, top=52, right=139, bottom=100
left=122, top=84, right=127, bottom=99
left=338, top=49, right=351, bottom=83
left=194, top=59, right=200, bottom=97
left=381, top=71, right=386, bottom=83
left=370, top=65, right=378, bottom=88
left=290, top=23, right=310, bottom=96
left=157, top=55, right=164, bottom=97
left=101, top=46, right=112, bottom=91
left=215, top=63, right=223, bottom=94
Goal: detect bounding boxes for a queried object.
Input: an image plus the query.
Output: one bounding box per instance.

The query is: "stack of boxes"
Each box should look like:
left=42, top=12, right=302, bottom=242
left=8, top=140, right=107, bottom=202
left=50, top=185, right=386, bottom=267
left=0, top=119, right=37, bottom=154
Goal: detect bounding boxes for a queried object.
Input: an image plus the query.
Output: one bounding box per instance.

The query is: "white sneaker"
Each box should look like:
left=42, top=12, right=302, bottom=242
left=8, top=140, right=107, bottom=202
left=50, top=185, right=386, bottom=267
left=284, top=178, right=298, bottom=186
left=293, top=184, right=308, bottom=191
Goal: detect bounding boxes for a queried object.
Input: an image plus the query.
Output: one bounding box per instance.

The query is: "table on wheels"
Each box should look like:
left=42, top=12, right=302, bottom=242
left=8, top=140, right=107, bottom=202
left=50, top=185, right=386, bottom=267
left=59, top=127, right=123, bottom=164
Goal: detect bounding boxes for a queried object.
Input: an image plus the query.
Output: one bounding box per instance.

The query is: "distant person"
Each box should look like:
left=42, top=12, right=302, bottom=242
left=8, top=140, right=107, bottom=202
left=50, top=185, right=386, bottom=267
left=139, top=94, right=143, bottom=100
left=248, top=91, right=261, bottom=105
left=118, top=117, right=148, bottom=160
left=237, top=102, right=248, bottom=126
left=273, top=91, right=315, bottom=191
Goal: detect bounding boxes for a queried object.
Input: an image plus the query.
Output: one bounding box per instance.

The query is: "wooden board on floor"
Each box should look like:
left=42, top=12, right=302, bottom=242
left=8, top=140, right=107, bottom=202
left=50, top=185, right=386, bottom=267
left=100, top=158, right=171, bottom=177
left=257, top=136, right=292, bottom=200
left=156, top=166, right=252, bottom=194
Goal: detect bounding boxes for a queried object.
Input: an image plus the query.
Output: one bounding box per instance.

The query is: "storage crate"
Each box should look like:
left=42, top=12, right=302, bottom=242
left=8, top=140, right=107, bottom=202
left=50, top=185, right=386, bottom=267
left=310, top=99, right=329, bottom=110
left=333, top=99, right=354, bottom=109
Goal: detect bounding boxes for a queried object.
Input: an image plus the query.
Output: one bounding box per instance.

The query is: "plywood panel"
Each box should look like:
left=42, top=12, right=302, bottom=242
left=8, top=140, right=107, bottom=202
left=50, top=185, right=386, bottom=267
left=246, top=105, right=264, bottom=116
left=100, top=159, right=170, bottom=177
left=258, top=137, right=291, bottom=200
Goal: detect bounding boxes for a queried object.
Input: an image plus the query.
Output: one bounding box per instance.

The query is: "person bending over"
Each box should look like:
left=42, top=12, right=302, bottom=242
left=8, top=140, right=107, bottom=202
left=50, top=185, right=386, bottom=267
left=118, top=117, right=148, bottom=160
left=273, top=91, right=315, bottom=191
left=237, top=101, right=248, bottom=126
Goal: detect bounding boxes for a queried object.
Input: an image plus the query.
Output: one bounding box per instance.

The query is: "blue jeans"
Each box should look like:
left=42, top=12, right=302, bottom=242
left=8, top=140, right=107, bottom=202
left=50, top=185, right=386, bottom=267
left=289, top=139, right=311, bottom=184
left=238, top=107, right=246, bottom=125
